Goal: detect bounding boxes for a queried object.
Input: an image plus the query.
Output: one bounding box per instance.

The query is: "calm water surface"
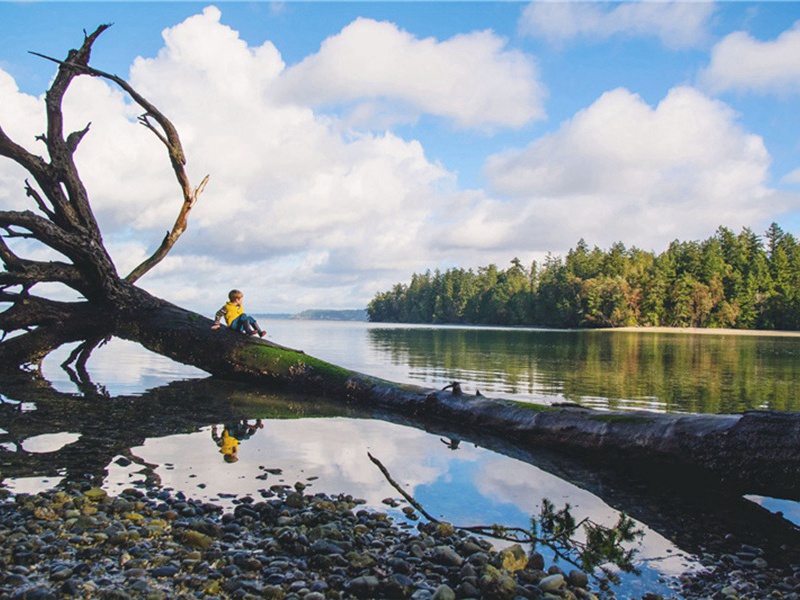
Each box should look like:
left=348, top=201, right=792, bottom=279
left=263, top=320, right=800, bottom=414
left=2, top=321, right=799, bottom=599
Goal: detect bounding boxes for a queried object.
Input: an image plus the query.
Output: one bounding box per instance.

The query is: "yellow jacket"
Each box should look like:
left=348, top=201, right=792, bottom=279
left=218, top=430, right=239, bottom=456
left=216, top=301, right=243, bottom=326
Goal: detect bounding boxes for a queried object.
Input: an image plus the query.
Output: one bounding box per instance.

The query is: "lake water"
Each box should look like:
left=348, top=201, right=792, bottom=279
left=260, top=321, right=800, bottom=414
left=2, top=320, right=799, bottom=598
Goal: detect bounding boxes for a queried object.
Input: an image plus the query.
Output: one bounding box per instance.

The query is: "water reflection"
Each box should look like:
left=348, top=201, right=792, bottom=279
left=0, top=371, right=688, bottom=596
left=364, top=326, right=800, bottom=413
left=1, top=338, right=799, bottom=598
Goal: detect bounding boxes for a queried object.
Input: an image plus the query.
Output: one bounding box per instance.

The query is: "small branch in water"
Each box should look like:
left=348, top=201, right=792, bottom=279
left=367, top=452, right=440, bottom=523
left=367, top=451, right=644, bottom=585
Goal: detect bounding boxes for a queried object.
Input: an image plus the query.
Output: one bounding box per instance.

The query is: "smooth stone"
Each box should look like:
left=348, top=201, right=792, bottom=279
left=567, top=569, right=589, bottom=588
left=349, top=575, right=380, bottom=598
left=528, top=551, right=546, bottom=571
left=498, top=544, right=528, bottom=572
left=432, top=584, right=456, bottom=600
left=151, top=565, right=180, bottom=577
left=432, top=545, right=464, bottom=567
left=539, top=574, right=566, bottom=593
left=480, top=565, right=518, bottom=600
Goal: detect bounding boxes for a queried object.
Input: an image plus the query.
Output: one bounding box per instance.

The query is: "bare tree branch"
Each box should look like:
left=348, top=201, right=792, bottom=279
left=25, top=180, right=57, bottom=221
left=66, top=122, right=91, bottom=154
left=125, top=174, right=209, bottom=283
left=0, top=210, right=89, bottom=260
left=0, top=126, right=80, bottom=229
left=0, top=260, right=87, bottom=294
left=30, top=46, right=211, bottom=284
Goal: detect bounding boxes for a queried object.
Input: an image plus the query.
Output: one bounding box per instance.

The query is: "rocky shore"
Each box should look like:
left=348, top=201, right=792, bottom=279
left=0, top=483, right=797, bottom=600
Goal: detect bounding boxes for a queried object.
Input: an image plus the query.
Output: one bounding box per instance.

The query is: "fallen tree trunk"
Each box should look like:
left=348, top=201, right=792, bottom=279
left=112, top=297, right=800, bottom=501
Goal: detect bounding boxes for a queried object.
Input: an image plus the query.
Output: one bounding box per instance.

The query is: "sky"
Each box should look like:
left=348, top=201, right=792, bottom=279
left=1, top=1, right=800, bottom=314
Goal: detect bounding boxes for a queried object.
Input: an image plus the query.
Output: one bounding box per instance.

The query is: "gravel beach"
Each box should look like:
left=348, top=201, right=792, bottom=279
left=0, top=483, right=798, bottom=600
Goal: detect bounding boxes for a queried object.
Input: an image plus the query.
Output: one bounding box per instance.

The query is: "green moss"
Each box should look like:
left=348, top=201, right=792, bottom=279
left=506, top=400, right=556, bottom=413
left=236, top=344, right=351, bottom=387
left=590, top=414, right=653, bottom=424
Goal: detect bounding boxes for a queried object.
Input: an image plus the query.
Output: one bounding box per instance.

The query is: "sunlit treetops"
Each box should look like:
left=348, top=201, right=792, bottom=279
left=368, top=224, right=800, bottom=331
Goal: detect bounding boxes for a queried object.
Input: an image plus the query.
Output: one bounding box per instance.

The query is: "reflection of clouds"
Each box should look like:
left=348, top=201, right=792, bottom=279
left=41, top=338, right=206, bottom=396
left=473, top=455, right=693, bottom=576
left=126, top=419, right=479, bottom=509
left=5, top=476, right=63, bottom=495
left=21, top=432, right=81, bottom=454
left=122, top=418, right=694, bottom=585
left=746, top=495, right=800, bottom=527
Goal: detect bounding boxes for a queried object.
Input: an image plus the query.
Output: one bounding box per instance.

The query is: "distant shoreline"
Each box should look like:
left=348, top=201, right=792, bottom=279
left=601, top=326, right=800, bottom=338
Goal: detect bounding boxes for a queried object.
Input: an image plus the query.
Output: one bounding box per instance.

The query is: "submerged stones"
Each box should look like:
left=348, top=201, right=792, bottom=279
left=0, top=484, right=604, bottom=600
left=2, top=484, right=796, bottom=599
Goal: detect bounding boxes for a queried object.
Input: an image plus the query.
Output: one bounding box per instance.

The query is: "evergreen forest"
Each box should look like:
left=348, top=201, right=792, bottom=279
left=367, top=224, right=800, bottom=330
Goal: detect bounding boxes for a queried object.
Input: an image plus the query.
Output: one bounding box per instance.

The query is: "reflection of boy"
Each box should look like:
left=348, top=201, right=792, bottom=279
left=229, top=419, right=264, bottom=441
left=211, top=420, right=264, bottom=464
left=211, top=425, right=239, bottom=463
left=212, top=289, right=266, bottom=337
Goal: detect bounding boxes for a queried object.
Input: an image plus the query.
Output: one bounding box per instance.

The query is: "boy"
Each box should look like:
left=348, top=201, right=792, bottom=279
left=212, top=289, right=266, bottom=337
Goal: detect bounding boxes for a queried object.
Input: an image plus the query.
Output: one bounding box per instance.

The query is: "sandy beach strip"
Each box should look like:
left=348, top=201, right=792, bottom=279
left=600, top=326, right=800, bottom=338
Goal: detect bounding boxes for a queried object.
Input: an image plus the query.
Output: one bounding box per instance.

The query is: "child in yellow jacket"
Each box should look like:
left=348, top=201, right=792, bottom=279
left=212, top=289, right=266, bottom=337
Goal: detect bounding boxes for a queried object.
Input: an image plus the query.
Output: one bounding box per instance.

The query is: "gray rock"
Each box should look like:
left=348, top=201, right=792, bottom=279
left=432, top=545, right=464, bottom=567
left=349, top=575, right=380, bottom=598
left=539, top=574, right=565, bottom=593
left=567, top=569, right=589, bottom=588
left=432, top=583, right=456, bottom=600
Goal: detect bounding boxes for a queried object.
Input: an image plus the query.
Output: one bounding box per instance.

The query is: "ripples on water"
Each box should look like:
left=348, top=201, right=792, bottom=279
left=2, top=322, right=800, bottom=598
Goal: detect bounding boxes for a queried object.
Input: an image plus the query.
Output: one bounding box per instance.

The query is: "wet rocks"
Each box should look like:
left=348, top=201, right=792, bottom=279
left=0, top=483, right=610, bottom=600
left=3, top=483, right=796, bottom=600
left=675, top=537, right=800, bottom=600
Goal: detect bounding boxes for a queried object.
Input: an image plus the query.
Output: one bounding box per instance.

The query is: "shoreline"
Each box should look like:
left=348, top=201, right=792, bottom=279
left=330, top=320, right=800, bottom=338
left=1, top=484, right=797, bottom=600
left=595, top=326, right=800, bottom=338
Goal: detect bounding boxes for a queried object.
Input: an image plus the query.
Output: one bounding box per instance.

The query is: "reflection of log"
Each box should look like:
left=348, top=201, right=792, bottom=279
left=119, top=304, right=800, bottom=501
left=2, top=373, right=797, bottom=571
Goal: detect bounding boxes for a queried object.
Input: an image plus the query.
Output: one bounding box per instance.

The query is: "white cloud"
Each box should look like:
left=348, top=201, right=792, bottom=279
left=700, top=21, right=800, bottom=95
left=2, top=6, right=796, bottom=315
left=519, top=1, right=715, bottom=49
left=275, top=17, right=546, bottom=129
left=478, top=86, right=787, bottom=252
left=0, top=7, right=477, bottom=312
left=0, top=70, right=48, bottom=212
left=783, top=168, right=800, bottom=186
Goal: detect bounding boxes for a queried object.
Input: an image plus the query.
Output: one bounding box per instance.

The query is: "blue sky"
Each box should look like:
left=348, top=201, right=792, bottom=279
left=1, top=2, right=800, bottom=313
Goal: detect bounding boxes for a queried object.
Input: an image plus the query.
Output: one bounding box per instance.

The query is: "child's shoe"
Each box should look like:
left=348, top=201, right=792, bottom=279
left=259, top=331, right=267, bottom=338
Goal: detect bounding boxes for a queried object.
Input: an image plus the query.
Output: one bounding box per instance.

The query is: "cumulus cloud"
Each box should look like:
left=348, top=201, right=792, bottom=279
left=474, top=86, right=785, bottom=252
left=275, top=17, right=546, bottom=129
left=519, top=0, right=715, bottom=49
left=0, top=7, right=485, bottom=311
left=2, top=6, right=795, bottom=314
left=783, top=168, right=800, bottom=186
left=700, top=21, right=800, bottom=95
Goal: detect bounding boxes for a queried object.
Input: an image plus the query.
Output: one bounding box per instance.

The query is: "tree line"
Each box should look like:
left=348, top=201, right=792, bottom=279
left=367, top=224, right=800, bottom=330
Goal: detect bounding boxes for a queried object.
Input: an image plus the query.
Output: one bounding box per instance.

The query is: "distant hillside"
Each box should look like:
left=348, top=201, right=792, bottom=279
left=291, top=309, right=368, bottom=322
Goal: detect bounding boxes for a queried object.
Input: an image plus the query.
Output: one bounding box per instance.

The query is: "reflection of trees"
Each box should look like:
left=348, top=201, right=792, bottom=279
left=1, top=367, right=798, bottom=570
left=368, top=328, right=800, bottom=413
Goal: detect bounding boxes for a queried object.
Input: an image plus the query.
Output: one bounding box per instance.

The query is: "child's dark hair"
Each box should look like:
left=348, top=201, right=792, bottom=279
left=228, top=289, right=243, bottom=301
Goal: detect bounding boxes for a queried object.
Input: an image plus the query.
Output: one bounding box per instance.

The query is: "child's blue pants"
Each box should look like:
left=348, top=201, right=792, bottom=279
left=230, top=315, right=258, bottom=334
